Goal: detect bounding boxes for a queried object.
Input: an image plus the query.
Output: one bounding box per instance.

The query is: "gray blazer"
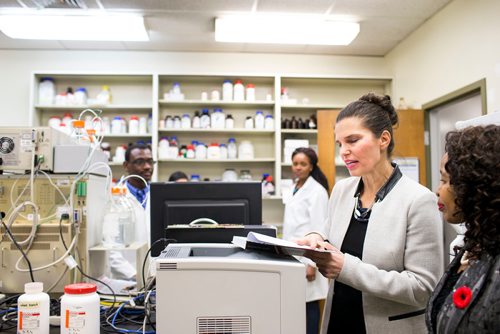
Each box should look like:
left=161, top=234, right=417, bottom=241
left=318, top=175, right=444, bottom=334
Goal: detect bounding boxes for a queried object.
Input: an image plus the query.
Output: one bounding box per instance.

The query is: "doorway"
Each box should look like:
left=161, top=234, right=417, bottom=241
left=423, top=79, right=486, bottom=265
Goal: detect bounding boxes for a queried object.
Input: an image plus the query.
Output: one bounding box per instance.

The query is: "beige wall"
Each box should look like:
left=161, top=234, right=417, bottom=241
left=386, top=0, right=500, bottom=112
left=0, top=50, right=388, bottom=126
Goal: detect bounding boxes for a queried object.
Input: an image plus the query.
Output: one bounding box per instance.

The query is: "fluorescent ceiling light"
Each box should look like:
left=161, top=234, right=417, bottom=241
left=215, top=15, right=359, bottom=46
left=0, top=14, right=149, bottom=41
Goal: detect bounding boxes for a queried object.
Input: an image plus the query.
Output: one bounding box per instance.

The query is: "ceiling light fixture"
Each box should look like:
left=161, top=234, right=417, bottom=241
left=0, top=14, right=149, bottom=41
left=215, top=15, right=359, bottom=46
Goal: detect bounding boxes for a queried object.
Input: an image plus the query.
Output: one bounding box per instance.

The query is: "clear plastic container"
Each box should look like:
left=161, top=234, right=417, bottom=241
left=244, top=116, right=254, bottom=129
left=60, top=283, right=100, bottom=334
left=225, top=114, right=234, bottom=129
left=158, top=137, right=169, bottom=160
left=181, top=114, right=191, bottom=129
left=200, top=109, right=211, bottom=128
left=96, top=85, right=112, bottom=104
left=101, top=187, right=135, bottom=248
left=265, top=114, right=275, bottom=130
left=18, top=282, right=49, bottom=334
left=239, top=169, right=253, bottom=181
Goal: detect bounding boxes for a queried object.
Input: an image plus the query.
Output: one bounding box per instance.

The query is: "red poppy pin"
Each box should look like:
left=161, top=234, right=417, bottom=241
left=453, top=286, right=472, bottom=309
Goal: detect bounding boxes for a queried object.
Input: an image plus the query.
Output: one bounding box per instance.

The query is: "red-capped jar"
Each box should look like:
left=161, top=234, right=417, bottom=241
left=60, top=283, right=100, bottom=334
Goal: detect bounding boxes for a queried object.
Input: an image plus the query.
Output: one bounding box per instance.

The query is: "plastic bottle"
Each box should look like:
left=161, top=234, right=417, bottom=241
left=255, top=110, right=265, bottom=129
left=233, top=80, right=245, bottom=101
left=139, top=116, right=148, bottom=133
left=129, top=116, right=139, bottom=134
left=66, top=87, right=76, bottom=105
left=191, top=174, right=201, bottom=182
left=111, top=116, right=122, bottom=134
left=120, top=117, right=127, bottom=134
left=158, top=137, right=169, bottom=160
left=200, top=109, right=211, bottom=128
left=186, top=144, right=195, bottom=159
left=179, top=145, right=187, bottom=158
left=17, top=282, right=49, bottom=334
left=225, top=114, right=234, bottom=129
left=265, top=114, right=274, bottom=130
left=101, top=186, right=135, bottom=247
left=192, top=111, right=201, bottom=128
left=195, top=142, right=207, bottom=159
left=227, top=138, right=237, bottom=159
left=238, top=140, right=254, bottom=159
left=211, top=108, right=225, bottom=129
left=48, top=116, right=61, bottom=129
left=165, top=115, right=174, bottom=129
left=113, top=145, right=127, bottom=163
left=239, top=169, right=253, bottom=181
left=74, top=88, right=88, bottom=105
left=219, top=143, right=228, bottom=159
left=207, top=143, right=221, bottom=160
left=101, top=142, right=111, bottom=161
left=222, top=80, right=233, bottom=101
left=70, top=120, right=87, bottom=144
left=101, top=117, right=111, bottom=134
left=244, top=116, right=254, bottom=129
left=96, top=85, right=112, bottom=104
left=147, top=113, right=153, bottom=133
left=60, top=283, right=100, bottom=334
left=168, top=136, right=179, bottom=159
left=38, top=77, right=56, bottom=105
left=264, top=175, right=275, bottom=196
left=62, top=113, right=73, bottom=127
left=173, top=115, right=181, bottom=129
left=181, top=114, right=191, bottom=129
left=246, top=84, right=256, bottom=102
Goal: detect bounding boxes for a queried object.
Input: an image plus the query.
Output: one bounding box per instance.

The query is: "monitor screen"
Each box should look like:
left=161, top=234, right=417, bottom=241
left=150, top=181, right=262, bottom=256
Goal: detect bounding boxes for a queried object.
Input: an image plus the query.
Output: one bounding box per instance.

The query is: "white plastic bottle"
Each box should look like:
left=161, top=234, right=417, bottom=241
left=207, top=143, right=221, bottom=160
left=38, top=77, right=56, bottom=105
left=227, top=138, right=237, bottom=159
left=195, top=142, right=207, bottom=159
left=111, top=116, right=122, bottom=134
left=200, top=109, right=211, bottom=128
left=222, top=80, right=233, bottom=101
left=17, top=282, right=49, bottom=334
left=181, top=114, right=191, bottom=129
left=158, top=137, right=169, bottom=160
left=255, top=110, right=265, bottom=129
left=129, top=115, right=139, bottom=134
left=233, top=80, right=245, bottom=101
left=246, top=84, right=256, bottom=102
left=192, top=111, right=201, bottom=128
left=238, top=140, right=255, bottom=159
left=219, top=143, right=228, bottom=159
left=74, top=88, right=88, bottom=105
left=265, top=114, right=275, bottom=130
left=60, top=283, right=100, bottom=334
left=96, top=85, right=112, bottom=104
left=225, top=114, right=234, bottom=129
left=211, top=108, right=225, bottom=129
left=244, top=116, right=254, bottom=129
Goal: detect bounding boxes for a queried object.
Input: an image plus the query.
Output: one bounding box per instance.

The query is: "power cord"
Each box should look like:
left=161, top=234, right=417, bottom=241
left=141, top=238, right=174, bottom=288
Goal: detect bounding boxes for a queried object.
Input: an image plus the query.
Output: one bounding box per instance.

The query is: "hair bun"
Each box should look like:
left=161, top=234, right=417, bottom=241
left=359, top=93, right=398, bottom=126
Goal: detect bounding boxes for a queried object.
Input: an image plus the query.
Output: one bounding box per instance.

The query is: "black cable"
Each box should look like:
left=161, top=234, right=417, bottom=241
left=141, top=238, right=174, bottom=288
left=1, top=220, right=35, bottom=282
left=74, top=264, right=117, bottom=315
left=58, top=213, right=70, bottom=250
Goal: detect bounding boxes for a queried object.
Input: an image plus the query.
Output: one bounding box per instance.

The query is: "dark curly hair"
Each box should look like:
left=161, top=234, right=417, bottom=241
left=337, top=93, right=399, bottom=156
left=444, top=124, right=500, bottom=258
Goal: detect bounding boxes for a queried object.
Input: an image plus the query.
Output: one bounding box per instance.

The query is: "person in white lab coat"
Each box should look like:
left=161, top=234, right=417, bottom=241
left=283, top=147, right=329, bottom=334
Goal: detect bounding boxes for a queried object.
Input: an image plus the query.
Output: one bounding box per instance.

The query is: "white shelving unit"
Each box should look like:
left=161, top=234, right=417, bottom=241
left=30, top=72, right=391, bottom=225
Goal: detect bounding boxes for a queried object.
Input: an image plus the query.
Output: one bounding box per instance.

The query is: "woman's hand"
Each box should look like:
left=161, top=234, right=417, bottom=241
left=295, top=233, right=325, bottom=249
left=304, top=242, right=345, bottom=280
left=306, top=265, right=316, bottom=282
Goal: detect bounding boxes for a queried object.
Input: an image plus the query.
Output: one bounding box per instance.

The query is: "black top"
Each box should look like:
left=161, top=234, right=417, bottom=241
left=430, top=264, right=462, bottom=332
left=328, top=164, right=402, bottom=334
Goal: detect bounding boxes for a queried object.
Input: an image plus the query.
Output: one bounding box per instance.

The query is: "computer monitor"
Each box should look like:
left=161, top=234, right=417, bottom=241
left=150, top=181, right=262, bottom=256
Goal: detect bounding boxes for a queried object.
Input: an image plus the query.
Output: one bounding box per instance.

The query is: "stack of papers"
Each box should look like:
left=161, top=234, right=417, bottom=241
left=232, top=232, right=334, bottom=256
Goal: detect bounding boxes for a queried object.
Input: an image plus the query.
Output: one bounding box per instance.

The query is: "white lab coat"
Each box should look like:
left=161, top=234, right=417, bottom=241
left=283, top=176, right=329, bottom=302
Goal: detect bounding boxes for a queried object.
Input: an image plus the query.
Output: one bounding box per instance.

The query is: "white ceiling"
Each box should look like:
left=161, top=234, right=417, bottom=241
left=0, top=0, right=452, bottom=56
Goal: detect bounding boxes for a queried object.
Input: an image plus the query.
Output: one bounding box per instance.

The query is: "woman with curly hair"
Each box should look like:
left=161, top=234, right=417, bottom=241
left=426, top=124, right=500, bottom=333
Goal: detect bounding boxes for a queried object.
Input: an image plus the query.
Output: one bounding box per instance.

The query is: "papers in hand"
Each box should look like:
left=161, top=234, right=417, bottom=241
left=232, top=232, right=334, bottom=256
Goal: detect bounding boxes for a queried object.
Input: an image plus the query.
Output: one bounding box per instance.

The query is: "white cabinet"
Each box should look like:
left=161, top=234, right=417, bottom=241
left=30, top=72, right=392, bottom=225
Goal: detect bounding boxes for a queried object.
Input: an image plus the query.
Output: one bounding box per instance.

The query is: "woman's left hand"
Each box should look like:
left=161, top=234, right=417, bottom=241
left=304, top=241, right=344, bottom=279
left=306, top=265, right=316, bottom=282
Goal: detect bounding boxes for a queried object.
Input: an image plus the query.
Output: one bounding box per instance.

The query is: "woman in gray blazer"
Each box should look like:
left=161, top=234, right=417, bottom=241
left=298, top=93, right=444, bottom=333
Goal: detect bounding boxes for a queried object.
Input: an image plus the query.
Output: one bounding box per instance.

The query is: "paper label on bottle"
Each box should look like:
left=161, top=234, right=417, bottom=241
left=66, top=309, right=87, bottom=329
left=19, top=302, right=41, bottom=331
